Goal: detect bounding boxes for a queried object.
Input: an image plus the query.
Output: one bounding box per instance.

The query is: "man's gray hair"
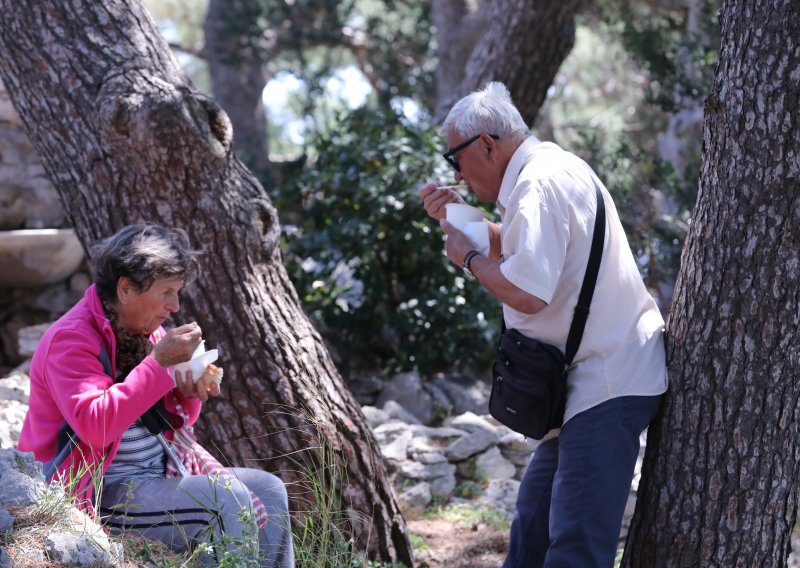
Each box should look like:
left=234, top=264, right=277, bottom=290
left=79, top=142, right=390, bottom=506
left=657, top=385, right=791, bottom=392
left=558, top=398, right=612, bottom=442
left=91, top=223, right=200, bottom=302
left=439, top=82, right=530, bottom=145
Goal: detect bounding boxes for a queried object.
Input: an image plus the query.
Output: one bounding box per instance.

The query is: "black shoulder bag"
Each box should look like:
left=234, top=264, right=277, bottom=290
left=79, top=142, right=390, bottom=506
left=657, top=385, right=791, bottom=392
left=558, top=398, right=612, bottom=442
left=489, top=184, right=606, bottom=439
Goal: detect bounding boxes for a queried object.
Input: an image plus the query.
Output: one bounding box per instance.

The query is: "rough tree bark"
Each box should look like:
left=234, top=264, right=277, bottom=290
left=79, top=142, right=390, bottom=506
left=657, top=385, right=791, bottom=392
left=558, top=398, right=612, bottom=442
left=623, top=0, right=800, bottom=565
left=0, top=1, right=411, bottom=563
left=434, top=0, right=590, bottom=126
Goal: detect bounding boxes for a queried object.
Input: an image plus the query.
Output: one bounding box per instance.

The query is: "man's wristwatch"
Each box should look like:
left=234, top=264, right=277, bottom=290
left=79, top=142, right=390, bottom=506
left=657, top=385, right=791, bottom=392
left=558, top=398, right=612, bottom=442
left=462, top=250, right=481, bottom=279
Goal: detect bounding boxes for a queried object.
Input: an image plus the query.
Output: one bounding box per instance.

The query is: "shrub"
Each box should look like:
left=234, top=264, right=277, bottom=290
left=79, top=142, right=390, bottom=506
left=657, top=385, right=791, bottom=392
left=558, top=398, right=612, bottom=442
left=275, top=107, right=501, bottom=377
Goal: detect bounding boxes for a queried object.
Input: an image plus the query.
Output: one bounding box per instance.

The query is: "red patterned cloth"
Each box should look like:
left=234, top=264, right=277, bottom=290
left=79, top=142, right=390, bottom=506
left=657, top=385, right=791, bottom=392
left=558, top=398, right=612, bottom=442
left=165, top=397, right=269, bottom=530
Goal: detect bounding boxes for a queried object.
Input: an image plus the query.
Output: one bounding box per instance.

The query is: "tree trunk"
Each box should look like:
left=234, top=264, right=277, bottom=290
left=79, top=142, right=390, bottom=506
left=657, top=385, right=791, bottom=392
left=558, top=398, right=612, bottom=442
left=203, top=0, right=273, bottom=185
left=623, top=1, right=800, bottom=566
left=432, top=0, right=487, bottom=110
left=0, top=1, right=411, bottom=563
left=435, top=0, right=590, bottom=126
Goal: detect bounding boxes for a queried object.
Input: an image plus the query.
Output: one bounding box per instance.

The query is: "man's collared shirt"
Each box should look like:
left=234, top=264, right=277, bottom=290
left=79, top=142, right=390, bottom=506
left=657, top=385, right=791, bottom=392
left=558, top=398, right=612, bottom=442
left=496, top=137, right=667, bottom=424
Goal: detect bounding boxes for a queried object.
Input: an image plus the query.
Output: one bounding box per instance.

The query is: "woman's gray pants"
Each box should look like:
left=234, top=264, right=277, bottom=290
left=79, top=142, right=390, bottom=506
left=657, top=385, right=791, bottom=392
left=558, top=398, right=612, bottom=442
left=99, top=467, right=294, bottom=567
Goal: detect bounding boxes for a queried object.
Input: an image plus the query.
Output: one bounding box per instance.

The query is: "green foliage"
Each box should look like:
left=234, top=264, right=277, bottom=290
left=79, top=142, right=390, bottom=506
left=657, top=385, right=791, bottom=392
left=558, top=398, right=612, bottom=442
left=571, top=127, right=690, bottom=291
left=423, top=503, right=509, bottom=532
left=597, top=0, right=720, bottom=112
left=407, top=532, right=429, bottom=555
left=276, top=107, right=501, bottom=377
left=452, top=481, right=483, bottom=500
left=537, top=12, right=719, bottom=306
left=215, top=0, right=435, bottom=122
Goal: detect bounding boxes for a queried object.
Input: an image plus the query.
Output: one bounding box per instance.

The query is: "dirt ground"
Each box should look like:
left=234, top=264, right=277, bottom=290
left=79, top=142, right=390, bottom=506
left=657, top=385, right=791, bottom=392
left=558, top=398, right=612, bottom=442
left=407, top=517, right=508, bottom=568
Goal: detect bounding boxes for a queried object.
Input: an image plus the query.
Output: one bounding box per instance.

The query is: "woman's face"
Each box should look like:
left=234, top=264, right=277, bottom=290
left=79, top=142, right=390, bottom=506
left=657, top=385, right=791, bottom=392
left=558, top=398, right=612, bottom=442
left=115, top=275, right=184, bottom=335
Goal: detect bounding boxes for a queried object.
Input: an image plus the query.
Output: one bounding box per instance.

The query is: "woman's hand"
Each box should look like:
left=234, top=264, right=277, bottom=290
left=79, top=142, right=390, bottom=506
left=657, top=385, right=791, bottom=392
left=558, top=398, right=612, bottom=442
left=174, top=369, right=221, bottom=402
left=152, top=323, right=202, bottom=367
left=418, top=182, right=465, bottom=221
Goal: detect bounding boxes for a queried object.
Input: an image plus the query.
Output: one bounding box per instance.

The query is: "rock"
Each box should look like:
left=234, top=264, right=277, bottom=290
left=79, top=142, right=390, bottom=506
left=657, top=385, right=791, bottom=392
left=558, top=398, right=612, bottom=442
left=494, top=432, right=544, bottom=477
left=429, top=474, right=457, bottom=498
left=348, top=375, right=384, bottom=406
left=0, top=451, right=43, bottom=508
left=406, top=427, right=463, bottom=459
left=16, top=322, right=50, bottom=358
left=398, top=482, right=432, bottom=510
left=398, top=460, right=456, bottom=480
left=415, top=452, right=447, bottom=465
left=443, top=428, right=498, bottom=462
left=0, top=449, right=42, bottom=480
left=0, top=368, right=29, bottom=403
left=377, top=372, right=434, bottom=424
left=497, top=431, right=534, bottom=453
left=474, top=447, right=517, bottom=481
left=380, top=429, right=412, bottom=461
left=0, top=229, right=84, bottom=288
left=479, top=479, right=521, bottom=523
left=382, top=400, right=421, bottom=425
left=0, top=547, right=12, bottom=568
left=0, top=373, right=29, bottom=448
left=408, top=425, right=465, bottom=439
left=407, top=436, right=441, bottom=457
left=44, top=530, right=120, bottom=567
left=0, top=78, right=65, bottom=231
left=0, top=402, right=27, bottom=449
left=69, top=272, right=91, bottom=294
left=372, top=421, right=411, bottom=447
left=0, top=469, right=40, bottom=507
left=425, top=381, right=454, bottom=421
left=447, top=411, right=497, bottom=434
left=360, top=405, right=390, bottom=428
left=430, top=374, right=491, bottom=416
left=500, top=448, right=533, bottom=470
left=0, top=507, right=13, bottom=538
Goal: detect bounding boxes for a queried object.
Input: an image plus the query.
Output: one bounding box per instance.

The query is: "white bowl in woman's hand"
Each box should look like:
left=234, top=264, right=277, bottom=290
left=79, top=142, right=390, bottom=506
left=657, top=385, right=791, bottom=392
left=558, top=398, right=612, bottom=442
left=171, top=341, right=219, bottom=382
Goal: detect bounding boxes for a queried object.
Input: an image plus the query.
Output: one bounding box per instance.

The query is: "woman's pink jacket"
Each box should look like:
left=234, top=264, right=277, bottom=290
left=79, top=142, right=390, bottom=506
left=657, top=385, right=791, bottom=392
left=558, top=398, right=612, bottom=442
left=18, top=284, right=202, bottom=509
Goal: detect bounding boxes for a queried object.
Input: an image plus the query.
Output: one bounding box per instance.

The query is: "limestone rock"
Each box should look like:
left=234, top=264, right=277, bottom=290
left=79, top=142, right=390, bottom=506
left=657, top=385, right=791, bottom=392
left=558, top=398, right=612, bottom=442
left=474, top=447, right=517, bottom=481
left=443, top=428, right=497, bottom=462
left=398, top=482, right=432, bottom=510
left=0, top=507, right=13, bottom=539
left=44, top=530, right=121, bottom=567
left=377, top=372, right=433, bottom=424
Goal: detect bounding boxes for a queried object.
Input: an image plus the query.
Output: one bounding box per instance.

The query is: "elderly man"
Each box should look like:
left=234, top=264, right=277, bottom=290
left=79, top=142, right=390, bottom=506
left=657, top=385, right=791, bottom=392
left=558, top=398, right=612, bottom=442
left=419, top=82, right=667, bottom=567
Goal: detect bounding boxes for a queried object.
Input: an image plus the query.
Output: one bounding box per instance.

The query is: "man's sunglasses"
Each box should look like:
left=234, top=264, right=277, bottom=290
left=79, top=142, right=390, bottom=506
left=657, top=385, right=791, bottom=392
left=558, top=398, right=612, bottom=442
left=442, top=133, right=500, bottom=172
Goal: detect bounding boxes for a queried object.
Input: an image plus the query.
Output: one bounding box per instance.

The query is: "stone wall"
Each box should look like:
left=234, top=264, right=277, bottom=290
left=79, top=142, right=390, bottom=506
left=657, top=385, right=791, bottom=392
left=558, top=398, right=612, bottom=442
left=0, top=79, right=87, bottom=371
left=0, top=79, right=65, bottom=231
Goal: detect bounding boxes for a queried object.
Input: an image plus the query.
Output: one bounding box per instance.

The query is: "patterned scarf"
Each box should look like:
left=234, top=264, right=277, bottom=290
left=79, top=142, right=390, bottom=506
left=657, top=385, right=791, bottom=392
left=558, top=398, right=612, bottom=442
left=102, top=299, right=152, bottom=381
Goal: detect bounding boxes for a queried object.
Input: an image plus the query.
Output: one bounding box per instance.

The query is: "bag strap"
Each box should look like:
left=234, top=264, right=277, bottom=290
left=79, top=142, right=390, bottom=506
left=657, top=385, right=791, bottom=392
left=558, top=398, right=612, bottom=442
left=564, top=185, right=606, bottom=365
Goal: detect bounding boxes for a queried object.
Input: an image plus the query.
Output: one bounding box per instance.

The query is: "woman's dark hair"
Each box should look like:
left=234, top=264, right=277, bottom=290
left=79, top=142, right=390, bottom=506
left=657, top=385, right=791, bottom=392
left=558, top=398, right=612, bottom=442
left=91, top=224, right=200, bottom=302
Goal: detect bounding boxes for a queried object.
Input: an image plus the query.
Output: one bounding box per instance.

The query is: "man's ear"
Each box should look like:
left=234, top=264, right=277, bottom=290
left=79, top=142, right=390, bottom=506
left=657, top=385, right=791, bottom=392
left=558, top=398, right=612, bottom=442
left=481, top=133, right=497, bottom=161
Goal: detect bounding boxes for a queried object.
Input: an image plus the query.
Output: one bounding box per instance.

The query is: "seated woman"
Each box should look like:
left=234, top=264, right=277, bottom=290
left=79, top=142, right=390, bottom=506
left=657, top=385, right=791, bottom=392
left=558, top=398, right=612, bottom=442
left=19, top=223, right=294, bottom=567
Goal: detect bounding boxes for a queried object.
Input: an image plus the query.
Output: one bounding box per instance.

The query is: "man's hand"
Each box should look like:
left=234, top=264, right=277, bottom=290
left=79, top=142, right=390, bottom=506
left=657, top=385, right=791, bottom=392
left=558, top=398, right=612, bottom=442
left=418, top=182, right=465, bottom=221
left=152, top=323, right=202, bottom=368
left=174, top=369, right=221, bottom=402
left=440, top=219, right=474, bottom=267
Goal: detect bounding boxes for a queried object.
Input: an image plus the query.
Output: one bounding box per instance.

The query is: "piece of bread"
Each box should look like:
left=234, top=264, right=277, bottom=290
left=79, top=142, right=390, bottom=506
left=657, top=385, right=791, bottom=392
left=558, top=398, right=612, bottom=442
left=200, top=363, right=224, bottom=386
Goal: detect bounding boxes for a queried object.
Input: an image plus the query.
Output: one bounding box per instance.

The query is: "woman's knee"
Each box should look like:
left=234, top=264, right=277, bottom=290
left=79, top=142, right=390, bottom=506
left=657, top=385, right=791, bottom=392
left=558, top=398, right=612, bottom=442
left=232, top=468, right=289, bottom=511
